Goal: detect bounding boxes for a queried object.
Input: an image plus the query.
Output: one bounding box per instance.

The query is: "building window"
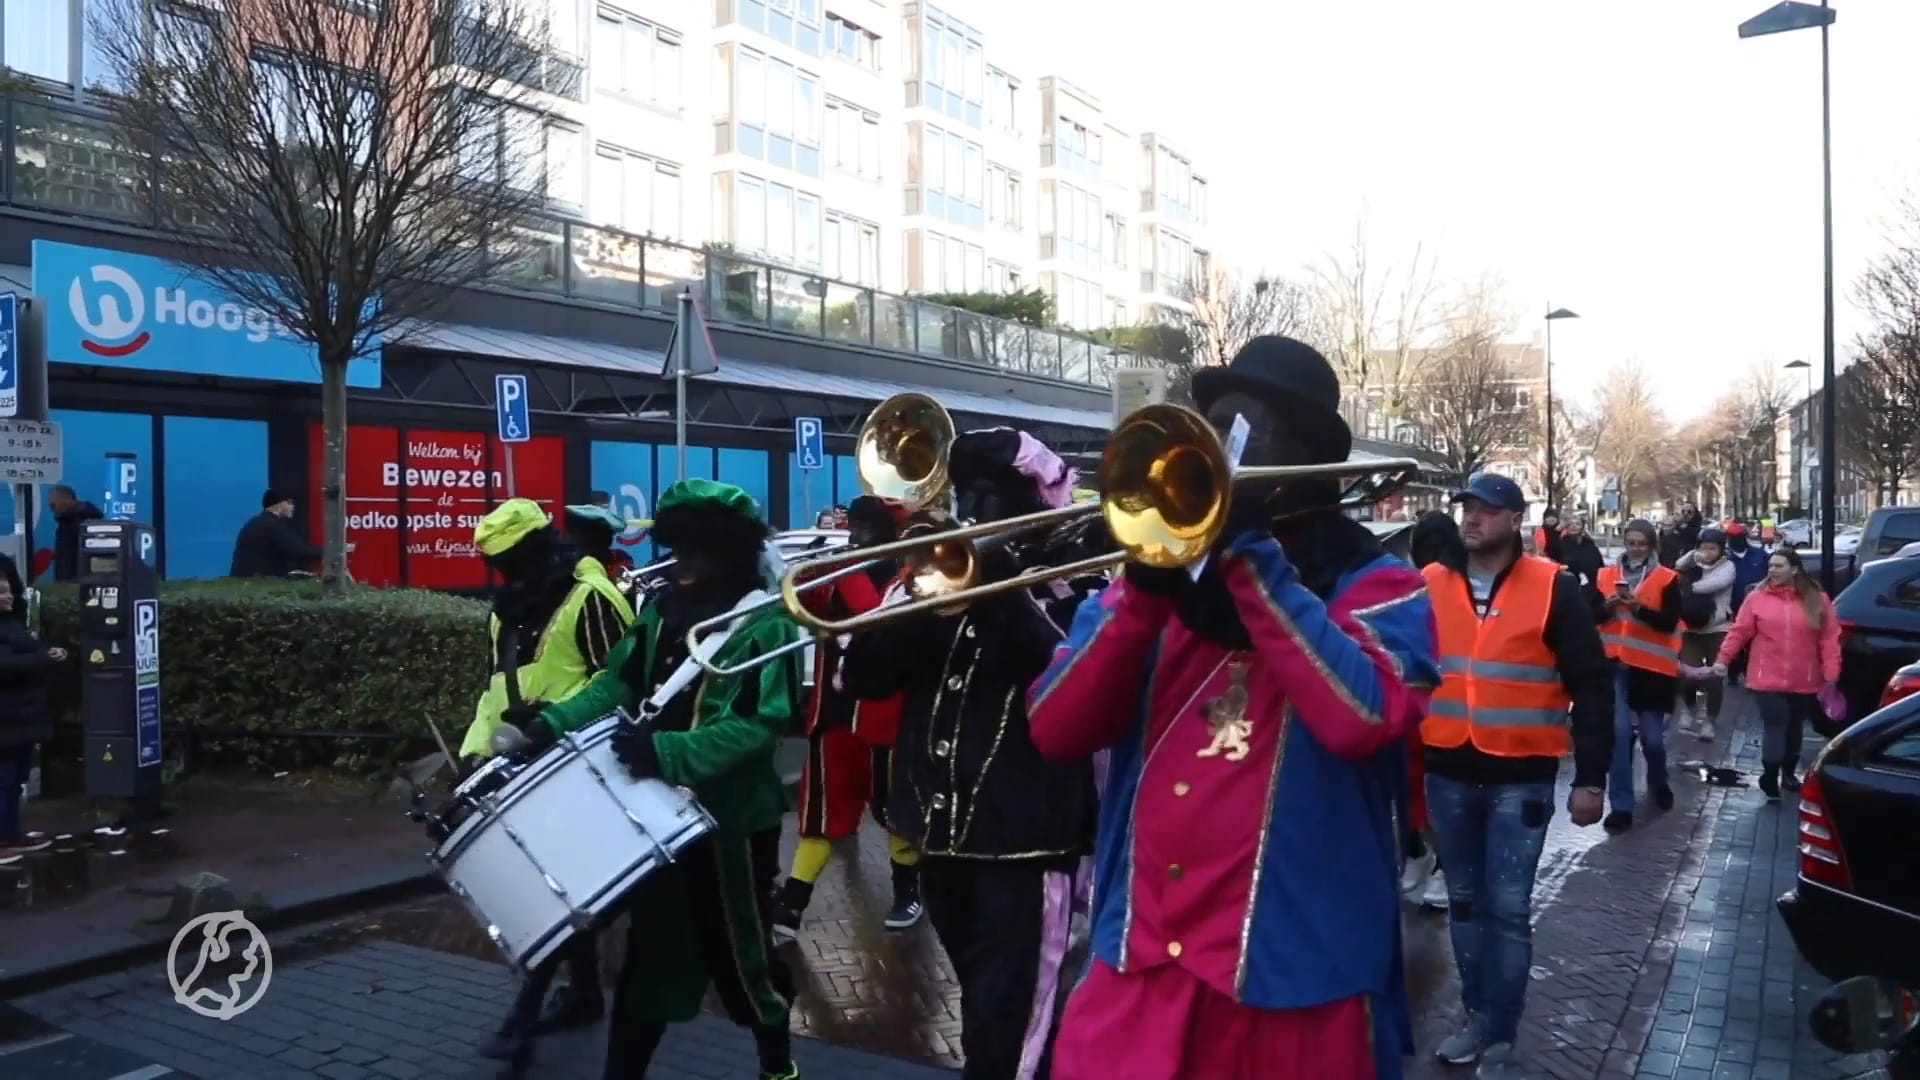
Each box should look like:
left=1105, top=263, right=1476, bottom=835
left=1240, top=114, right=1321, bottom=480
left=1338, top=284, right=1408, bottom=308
left=826, top=14, right=878, bottom=71
left=919, top=231, right=984, bottom=292
left=5, top=0, right=71, bottom=83
left=459, top=96, right=584, bottom=208
left=917, top=123, right=983, bottom=229
left=737, top=0, right=822, bottom=56
left=591, top=145, right=682, bottom=238
left=987, top=258, right=1016, bottom=293
left=1105, top=213, right=1126, bottom=270
left=1054, top=114, right=1102, bottom=179
left=733, top=45, right=822, bottom=177
left=1154, top=145, right=1202, bottom=224
left=1044, top=271, right=1103, bottom=330
left=76, top=0, right=219, bottom=95
left=916, top=7, right=983, bottom=128
left=987, top=67, right=1018, bottom=135
left=727, top=171, right=823, bottom=267
left=826, top=99, right=881, bottom=180
left=1045, top=182, right=1102, bottom=272
left=592, top=7, right=682, bottom=110
left=824, top=212, right=880, bottom=287
left=987, top=164, right=1021, bottom=230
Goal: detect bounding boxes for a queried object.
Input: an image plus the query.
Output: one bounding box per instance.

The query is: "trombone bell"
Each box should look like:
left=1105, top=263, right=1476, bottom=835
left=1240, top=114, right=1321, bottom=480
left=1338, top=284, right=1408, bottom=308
left=1099, top=404, right=1233, bottom=568
left=856, top=393, right=954, bottom=507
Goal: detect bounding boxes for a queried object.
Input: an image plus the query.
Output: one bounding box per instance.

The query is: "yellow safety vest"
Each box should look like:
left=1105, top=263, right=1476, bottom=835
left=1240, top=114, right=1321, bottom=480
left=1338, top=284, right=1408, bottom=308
left=460, top=558, right=635, bottom=758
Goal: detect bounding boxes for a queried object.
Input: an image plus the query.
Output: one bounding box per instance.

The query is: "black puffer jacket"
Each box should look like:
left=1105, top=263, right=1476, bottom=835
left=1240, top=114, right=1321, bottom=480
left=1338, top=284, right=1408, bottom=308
left=0, top=616, right=54, bottom=750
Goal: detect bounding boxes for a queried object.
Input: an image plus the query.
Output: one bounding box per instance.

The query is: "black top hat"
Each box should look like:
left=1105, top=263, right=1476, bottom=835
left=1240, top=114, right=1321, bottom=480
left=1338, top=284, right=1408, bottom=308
left=1190, top=336, right=1352, bottom=465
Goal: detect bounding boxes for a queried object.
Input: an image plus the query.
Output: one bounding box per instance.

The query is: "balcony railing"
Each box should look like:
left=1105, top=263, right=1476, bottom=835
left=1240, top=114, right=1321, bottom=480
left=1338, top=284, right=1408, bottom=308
left=0, top=93, right=1126, bottom=388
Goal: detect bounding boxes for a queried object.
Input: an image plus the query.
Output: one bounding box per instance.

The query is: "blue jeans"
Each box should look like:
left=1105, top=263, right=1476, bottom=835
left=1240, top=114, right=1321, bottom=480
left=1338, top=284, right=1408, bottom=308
left=1610, top=667, right=1669, bottom=813
left=0, top=748, right=27, bottom=843
left=1424, top=774, right=1556, bottom=1045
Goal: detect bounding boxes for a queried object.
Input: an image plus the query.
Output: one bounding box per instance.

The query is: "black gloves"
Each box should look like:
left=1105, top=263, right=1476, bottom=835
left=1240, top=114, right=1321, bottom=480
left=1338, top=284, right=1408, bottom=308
left=611, top=718, right=662, bottom=780
left=1176, top=559, right=1253, bottom=651
left=1124, top=563, right=1190, bottom=596
left=501, top=700, right=557, bottom=751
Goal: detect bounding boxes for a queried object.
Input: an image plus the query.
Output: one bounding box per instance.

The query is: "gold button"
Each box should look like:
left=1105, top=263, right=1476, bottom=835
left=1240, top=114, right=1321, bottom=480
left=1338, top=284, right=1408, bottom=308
left=934, top=739, right=952, bottom=758
left=930, top=794, right=948, bottom=811
left=1167, top=940, right=1183, bottom=958
left=1167, top=864, right=1182, bottom=880
left=1173, top=782, right=1190, bottom=797
left=947, top=675, right=964, bottom=691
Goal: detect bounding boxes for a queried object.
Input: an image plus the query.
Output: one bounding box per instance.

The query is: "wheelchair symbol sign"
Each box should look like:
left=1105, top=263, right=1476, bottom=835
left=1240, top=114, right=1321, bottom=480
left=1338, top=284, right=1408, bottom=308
left=794, top=417, right=825, bottom=471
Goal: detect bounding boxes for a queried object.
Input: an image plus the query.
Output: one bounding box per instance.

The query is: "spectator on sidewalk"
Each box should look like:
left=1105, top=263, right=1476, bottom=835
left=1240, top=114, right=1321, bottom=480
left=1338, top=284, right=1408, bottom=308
left=1421, top=473, right=1611, bottom=1078
left=464, top=499, right=634, bottom=1067
left=230, top=490, right=323, bottom=578
left=1724, top=523, right=1769, bottom=614
left=1674, top=528, right=1736, bottom=740
left=1535, top=507, right=1563, bottom=564
left=1597, top=520, right=1686, bottom=832
left=48, top=484, right=103, bottom=583
left=0, top=560, right=65, bottom=859
left=1556, top=516, right=1607, bottom=607
left=1712, top=549, right=1841, bottom=799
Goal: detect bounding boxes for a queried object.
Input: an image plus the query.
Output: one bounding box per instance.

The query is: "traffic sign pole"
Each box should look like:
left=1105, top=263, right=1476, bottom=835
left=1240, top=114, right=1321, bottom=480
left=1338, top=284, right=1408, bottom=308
left=675, top=289, right=692, bottom=483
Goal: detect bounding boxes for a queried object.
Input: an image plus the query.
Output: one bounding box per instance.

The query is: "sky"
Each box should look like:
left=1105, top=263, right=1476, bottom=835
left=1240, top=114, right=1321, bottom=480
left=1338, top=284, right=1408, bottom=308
left=971, top=0, right=1920, bottom=420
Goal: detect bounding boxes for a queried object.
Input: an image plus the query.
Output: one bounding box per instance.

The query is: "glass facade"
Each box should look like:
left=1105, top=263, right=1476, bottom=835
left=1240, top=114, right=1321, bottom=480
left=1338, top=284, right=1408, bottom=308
left=731, top=43, right=823, bottom=178
left=911, top=6, right=983, bottom=129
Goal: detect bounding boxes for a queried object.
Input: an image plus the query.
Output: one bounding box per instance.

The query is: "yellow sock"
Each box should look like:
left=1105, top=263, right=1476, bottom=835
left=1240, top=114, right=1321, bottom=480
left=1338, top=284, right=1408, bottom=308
left=887, top=832, right=920, bottom=867
left=790, top=836, right=832, bottom=884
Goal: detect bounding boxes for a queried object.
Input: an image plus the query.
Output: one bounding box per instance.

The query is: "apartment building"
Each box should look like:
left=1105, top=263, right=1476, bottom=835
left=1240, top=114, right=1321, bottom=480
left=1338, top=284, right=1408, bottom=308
left=0, top=0, right=1209, bottom=327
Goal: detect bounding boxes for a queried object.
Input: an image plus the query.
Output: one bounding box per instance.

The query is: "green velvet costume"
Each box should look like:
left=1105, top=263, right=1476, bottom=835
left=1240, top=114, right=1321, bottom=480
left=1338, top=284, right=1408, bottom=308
left=534, top=479, right=803, bottom=1041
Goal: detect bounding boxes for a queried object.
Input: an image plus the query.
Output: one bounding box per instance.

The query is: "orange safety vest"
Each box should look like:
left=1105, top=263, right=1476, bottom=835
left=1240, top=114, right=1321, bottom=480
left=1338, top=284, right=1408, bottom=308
left=1421, top=556, right=1573, bottom=759
left=1595, top=562, right=1681, bottom=674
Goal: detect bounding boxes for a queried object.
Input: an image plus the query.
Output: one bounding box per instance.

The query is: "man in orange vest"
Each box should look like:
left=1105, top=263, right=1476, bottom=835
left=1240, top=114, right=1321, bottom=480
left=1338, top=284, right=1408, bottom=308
left=1421, top=473, right=1613, bottom=1077
left=1594, top=518, right=1687, bottom=833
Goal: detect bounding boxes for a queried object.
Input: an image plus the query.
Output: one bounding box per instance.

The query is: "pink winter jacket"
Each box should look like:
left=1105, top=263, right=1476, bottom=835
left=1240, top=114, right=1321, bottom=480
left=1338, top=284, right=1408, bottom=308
left=1715, top=581, right=1841, bottom=693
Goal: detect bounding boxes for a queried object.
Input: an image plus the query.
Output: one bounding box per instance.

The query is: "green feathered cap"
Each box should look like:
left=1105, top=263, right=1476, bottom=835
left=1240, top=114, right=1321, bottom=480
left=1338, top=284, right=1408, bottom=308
left=564, top=503, right=628, bottom=531
left=655, top=478, right=763, bottom=522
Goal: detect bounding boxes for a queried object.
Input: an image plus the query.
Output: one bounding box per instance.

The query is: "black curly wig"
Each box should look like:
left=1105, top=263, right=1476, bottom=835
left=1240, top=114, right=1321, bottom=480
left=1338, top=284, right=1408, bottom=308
left=652, top=501, right=772, bottom=580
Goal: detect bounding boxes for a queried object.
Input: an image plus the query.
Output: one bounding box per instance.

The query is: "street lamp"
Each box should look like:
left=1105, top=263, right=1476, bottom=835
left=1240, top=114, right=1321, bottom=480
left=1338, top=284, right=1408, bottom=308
left=1544, top=306, right=1579, bottom=511
left=1785, top=359, right=1813, bottom=519
left=1741, top=0, right=1839, bottom=590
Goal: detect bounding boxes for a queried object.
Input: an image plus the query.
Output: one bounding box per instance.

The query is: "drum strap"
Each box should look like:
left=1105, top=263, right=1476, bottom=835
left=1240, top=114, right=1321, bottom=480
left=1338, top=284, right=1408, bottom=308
left=638, top=588, right=774, bottom=719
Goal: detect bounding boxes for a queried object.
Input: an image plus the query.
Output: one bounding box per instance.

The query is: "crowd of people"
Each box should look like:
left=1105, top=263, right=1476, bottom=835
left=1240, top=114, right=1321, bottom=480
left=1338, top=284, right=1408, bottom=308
left=441, top=335, right=1848, bottom=1080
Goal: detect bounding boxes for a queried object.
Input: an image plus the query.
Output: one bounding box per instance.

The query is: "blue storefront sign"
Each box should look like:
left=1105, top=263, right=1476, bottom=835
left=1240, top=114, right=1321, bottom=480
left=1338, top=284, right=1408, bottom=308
left=33, top=239, right=381, bottom=388
left=134, top=597, right=162, bottom=768
left=104, top=451, right=139, bottom=521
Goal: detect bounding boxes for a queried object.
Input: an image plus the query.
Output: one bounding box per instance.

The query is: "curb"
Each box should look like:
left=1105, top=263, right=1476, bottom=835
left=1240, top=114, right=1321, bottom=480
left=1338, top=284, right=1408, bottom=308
left=0, top=860, right=444, bottom=1000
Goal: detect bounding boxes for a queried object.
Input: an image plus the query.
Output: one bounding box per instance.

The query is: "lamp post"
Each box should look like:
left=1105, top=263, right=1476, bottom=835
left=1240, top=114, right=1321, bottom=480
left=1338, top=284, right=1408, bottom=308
left=1740, top=0, right=1838, bottom=590
left=1543, top=306, right=1579, bottom=511
left=1785, top=358, right=1812, bottom=514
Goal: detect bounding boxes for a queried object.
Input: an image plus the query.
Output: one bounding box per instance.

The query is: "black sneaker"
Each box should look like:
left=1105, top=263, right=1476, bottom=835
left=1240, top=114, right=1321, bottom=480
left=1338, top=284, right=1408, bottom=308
left=1603, top=811, right=1633, bottom=833
left=1654, top=784, right=1674, bottom=811
left=771, top=877, right=812, bottom=945
left=885, top=862, right=925, bottom=931
left=1781, top=771, right=1802, bottom=793
left=1759, top=770, right=1780, bottom=799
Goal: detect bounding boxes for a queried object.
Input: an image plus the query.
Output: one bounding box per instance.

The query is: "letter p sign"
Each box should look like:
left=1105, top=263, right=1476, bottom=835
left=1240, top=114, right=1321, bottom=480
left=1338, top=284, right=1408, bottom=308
left=496, top=373, right=530, bottom=444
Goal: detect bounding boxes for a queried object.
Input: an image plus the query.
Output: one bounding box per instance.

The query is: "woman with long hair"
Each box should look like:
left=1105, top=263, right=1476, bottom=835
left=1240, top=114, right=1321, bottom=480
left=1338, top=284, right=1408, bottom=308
left=1712, top=548, right=1840, bottom=798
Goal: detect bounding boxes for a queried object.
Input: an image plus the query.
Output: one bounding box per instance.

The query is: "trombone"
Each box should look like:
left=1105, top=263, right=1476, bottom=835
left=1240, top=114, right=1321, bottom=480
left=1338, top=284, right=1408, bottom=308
left=680, top=391, right=960, bottom=677
left=778, top=402, right=1424, bottom=636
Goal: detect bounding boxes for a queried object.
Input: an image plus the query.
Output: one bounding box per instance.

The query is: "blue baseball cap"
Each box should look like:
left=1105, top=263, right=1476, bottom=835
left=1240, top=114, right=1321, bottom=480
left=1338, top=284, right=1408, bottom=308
left=1451, top=474, right=1528, bottom=513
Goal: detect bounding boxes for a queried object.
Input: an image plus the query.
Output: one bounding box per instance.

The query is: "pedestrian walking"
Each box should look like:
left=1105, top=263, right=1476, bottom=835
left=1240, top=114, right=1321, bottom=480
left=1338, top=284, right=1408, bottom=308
left=0, top=561, right=65, bottom=859
left=1555, top=515, right=1606, bottom=605
left=1597, top=519, right=1686, bottom=832
left=1711, top=549, right=1841, bottom=799
left=1420, top=474, right=1612, bottom=1078
left=1674, top=527, right=1736, bottom=740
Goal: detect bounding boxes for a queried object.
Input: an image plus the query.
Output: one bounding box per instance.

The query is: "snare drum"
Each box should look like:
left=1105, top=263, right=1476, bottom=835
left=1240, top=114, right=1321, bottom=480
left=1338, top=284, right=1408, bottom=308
left=431, top=711, right=715, bottom=972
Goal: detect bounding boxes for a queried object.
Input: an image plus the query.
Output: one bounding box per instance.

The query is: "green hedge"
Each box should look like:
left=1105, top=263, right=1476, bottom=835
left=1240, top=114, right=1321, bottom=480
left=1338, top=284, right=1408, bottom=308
left=38, top=579, right=490, bottom=774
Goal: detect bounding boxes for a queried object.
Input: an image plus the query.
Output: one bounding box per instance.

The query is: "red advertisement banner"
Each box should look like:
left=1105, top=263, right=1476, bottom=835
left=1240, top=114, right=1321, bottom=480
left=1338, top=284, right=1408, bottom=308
left=307, top=423, right=566, bottom=588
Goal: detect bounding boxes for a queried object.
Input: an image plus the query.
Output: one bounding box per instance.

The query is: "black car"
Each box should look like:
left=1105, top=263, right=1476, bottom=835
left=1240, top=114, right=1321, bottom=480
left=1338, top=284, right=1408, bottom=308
left=1776, top=691, right=1920, bottom=986
left=1833, top=556, right=1920, bottom=734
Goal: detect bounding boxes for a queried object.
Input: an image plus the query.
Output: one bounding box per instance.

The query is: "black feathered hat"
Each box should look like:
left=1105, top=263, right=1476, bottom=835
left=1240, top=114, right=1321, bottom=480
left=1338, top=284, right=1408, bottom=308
left=1191, top=335, right=1352, bottom=465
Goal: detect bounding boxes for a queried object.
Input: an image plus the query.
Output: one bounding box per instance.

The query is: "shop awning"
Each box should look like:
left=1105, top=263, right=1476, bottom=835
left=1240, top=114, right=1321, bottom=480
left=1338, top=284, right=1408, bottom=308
left=391, top=321, right=1114, bottom=433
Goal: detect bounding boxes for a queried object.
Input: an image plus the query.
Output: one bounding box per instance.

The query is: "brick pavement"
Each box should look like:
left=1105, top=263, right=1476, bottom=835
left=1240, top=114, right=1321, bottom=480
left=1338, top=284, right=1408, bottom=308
left=10, top=938, right=956, bottom=1080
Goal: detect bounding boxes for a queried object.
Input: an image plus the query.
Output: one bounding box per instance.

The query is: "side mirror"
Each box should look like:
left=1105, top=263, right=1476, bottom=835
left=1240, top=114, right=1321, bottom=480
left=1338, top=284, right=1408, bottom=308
left=1809, top=976, right=1920, bottom=1055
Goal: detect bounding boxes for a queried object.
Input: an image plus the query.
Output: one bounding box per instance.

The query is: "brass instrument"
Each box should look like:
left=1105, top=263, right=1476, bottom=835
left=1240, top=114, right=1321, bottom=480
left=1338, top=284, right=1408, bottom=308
left=679, top=392, right=959, bottom=676
left=778, top=402, right=1425, bottom=636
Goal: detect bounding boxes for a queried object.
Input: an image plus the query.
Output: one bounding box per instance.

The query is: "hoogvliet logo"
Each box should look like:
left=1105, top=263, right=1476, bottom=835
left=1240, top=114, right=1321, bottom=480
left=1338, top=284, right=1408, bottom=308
left=68, top=264, right=151, bottom=357
left=66, top=262, right=294, bottom=358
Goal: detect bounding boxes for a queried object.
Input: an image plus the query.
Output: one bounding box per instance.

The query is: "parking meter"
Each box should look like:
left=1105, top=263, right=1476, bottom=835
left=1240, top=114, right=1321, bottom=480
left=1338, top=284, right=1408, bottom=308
left=76, top=520, right=163, bottom=800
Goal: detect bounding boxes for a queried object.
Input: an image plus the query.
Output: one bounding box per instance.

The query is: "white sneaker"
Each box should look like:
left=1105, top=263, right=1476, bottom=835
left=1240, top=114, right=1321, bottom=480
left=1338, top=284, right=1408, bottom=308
left=1434, top=1014, right=1488, bottom=1065
left=1421, top=869, right=1450, bottom=911
left=1696, top=720, right=1716, bottom=741
left=1675, top=708, right=1697, bottom=737
left=1476, top=1042, right=1523, bottom=1078
left=1400, top=849, right=1436, bottom=901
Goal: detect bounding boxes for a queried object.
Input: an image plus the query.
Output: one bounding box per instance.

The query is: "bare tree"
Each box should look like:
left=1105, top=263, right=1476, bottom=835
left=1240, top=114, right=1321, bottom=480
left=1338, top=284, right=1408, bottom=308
left=1586, top=361, right=1673, bottom=516
left=1409, top=283, right=1530, bottom=481
left=89, top=0, right=552, bottom=593
left=1175, top=264, right=1307, bottom=370
left=1302, top=213, right=1441, bottom=424
left=1837, top=334, right=1920, bottom=502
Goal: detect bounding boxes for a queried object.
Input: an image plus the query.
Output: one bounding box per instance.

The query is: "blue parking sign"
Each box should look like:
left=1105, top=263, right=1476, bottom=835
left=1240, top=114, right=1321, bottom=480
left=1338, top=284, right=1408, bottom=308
left=0, top=293, right=18, bottom=418
left=496, top=373, right=530, bottom=443
left=794, top=417, right=824, bottom=470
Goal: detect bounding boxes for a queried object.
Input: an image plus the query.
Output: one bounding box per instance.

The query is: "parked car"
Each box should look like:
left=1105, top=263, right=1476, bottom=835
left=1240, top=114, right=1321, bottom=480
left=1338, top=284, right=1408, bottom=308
left=1775, top=690, right=1920, bottom=1042
left=1780, top=519, right=1815, bottom=548
left=1837, top=525, right=1865, bottom=558
left=1856, top=507, right=1920, bottom=572
left=1834, top=558, right=1920, bottom=733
